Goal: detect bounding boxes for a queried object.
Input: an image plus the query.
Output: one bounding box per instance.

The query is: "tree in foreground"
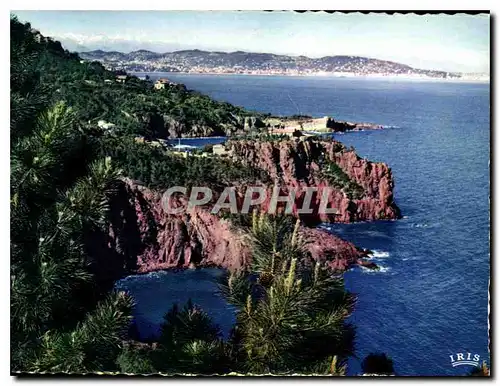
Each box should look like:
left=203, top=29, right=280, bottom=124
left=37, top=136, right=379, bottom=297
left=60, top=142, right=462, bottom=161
left=115, top=214, right=356, bottom=375
left=218, top=213, right=356, bottom=374
left=361, top=352, right=395, bottom=375
left=468, top=361, right=490, bottom=377
left=116, top=301, right=231, bottom=375
left=11, top=16, right=133, bottom=373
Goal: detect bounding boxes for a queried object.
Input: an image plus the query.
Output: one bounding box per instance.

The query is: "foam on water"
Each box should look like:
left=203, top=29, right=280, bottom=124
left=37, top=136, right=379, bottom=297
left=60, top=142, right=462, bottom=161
left=368, top=250, right=390, bottom=259
left=360, top=265, right=391, bottom=274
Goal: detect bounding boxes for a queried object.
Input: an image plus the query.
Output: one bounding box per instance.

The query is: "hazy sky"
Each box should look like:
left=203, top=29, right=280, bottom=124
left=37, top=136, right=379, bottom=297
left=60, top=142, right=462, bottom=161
left=13, top=11, right=490, bottom=73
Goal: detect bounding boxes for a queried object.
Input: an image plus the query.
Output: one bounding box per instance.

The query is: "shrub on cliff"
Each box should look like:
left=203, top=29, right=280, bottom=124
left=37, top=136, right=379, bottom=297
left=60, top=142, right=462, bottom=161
left=100, top=136, right=270, bottom=190
left=321, top=161, right=364, bottom=200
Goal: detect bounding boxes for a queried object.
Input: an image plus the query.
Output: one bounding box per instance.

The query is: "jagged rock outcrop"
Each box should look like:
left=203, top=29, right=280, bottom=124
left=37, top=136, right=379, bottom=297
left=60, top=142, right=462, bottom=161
left=326, top=117, right=383, bottom=132
left=92, top=137, right=399, bottom=279
left=326, top=117, right=356, bottom=132
left=226, top=137, right=401, bottom=223
left=103, top=178, right=369, bottom=277
left=244, top=116, right=266, bottom=131
left=163, top=114, right=266, bottom=138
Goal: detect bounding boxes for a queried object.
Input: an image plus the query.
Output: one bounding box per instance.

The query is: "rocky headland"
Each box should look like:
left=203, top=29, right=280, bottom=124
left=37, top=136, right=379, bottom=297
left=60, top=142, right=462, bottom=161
left=267, top=116, right=384, bottom=135
left=226, top=137, right=400, bottom=223
left=91, top=137, right=400, bottom=283
left=145, top=113, right=386, bottom=139
left=107, top=179, right=371, bottom=274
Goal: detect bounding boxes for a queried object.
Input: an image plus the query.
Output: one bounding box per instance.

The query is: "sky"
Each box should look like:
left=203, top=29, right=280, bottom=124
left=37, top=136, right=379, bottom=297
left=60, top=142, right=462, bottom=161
left=13, top=11, right=490, bottom=73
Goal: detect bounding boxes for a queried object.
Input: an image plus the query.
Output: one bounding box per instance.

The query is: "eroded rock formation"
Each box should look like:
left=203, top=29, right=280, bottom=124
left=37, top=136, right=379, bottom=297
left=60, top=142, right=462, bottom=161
left=103, top=179, right=369, bottom=277
left=95, top=137, right=399, bottom=280
left=226, top=137, right=401, bottom=223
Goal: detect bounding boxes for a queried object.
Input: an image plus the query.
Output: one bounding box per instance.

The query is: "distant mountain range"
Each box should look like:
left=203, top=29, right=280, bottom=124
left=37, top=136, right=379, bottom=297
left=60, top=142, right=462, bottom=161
left=79, top=49, right=481, bottom=79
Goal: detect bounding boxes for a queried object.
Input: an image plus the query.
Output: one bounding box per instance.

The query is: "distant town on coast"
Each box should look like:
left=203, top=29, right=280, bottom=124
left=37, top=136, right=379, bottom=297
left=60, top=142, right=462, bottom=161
left=78, top=49, right=489, bottom=81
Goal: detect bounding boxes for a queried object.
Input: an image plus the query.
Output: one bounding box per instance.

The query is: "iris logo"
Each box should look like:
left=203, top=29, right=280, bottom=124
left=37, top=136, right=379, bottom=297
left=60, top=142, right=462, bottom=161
left=449, top=352, right=481, bottom=368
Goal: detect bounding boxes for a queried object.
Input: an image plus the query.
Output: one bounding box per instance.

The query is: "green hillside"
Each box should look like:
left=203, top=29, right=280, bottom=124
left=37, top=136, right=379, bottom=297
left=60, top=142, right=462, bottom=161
left=10, top=16, right=376, bottom=376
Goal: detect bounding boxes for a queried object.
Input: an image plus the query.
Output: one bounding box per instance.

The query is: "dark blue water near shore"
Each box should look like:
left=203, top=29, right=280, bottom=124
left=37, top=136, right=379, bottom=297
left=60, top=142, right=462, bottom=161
left=119, top=74, right=490, bottom=375
left=115, top=268, right=237, bottom=340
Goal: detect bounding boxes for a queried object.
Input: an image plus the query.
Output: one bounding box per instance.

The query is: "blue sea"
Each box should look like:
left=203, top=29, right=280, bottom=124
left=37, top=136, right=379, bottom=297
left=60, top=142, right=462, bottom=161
left=118, top=74, right=490, bottom=376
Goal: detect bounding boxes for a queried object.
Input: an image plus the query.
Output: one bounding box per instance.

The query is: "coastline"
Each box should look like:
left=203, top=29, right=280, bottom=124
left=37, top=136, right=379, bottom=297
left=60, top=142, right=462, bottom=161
left=131, top=71, right=490, bottom=83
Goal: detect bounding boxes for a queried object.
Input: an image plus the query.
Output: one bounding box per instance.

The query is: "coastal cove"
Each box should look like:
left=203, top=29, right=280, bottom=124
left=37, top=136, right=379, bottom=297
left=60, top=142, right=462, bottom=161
left=118, top=74, right=490, bottom=376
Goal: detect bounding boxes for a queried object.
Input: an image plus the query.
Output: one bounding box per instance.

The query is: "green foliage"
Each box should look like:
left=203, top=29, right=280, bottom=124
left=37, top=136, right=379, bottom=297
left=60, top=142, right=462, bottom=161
left=11, top=16, right=133, bottom=373
left=321, top=161, right=364, bottom=200
left=217, top=211, right=253, bottom=229
left=55, top=80, right=255, bottom=138
left=218, top=214, right=356, bottom=374
left=116, top=344, right=157, bottom=374
left=233, top=132, right=290, bottom=142
left=361, top=352, right=395, bottom=375
left=27, top=292, right=133, bottom=373
left=152, top=301, right=231, bottom=374
left=160, top=300, right=221, bottom=347
left=330, top=142, right=345, bottom=153
left=100, top=136, right=270, bottom=190
left=10, top=16, right=51, bottom=141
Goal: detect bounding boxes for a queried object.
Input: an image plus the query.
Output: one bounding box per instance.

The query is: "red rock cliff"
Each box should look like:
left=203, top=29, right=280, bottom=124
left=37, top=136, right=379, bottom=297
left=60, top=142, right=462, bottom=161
left=94, top=138, right=399, bottom=280
left=103, top=178, right=369, bottom=277
left=226, top=137, right=401, bottom=223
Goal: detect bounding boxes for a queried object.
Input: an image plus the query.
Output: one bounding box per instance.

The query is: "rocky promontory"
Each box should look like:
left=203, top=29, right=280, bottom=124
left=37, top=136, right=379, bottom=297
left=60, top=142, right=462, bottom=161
left=226, top=137, right=401, bottom=223
left=90, top=137, right=399, bottom=281
left=266, top=116, right=384, bottom=134
left=102, top=178, right=371, bottom=278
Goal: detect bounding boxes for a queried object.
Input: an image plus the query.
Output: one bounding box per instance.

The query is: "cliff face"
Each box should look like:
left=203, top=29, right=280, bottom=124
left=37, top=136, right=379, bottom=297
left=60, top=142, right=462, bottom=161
left=226, top=138, right=401, bottom=223
left=163, top=115, right=265, bottom=138
left=101, top=178, right=368, bottom=278
left=92, top=138, right=399, bottom=280
left=136, top=111, right=267, bottom=139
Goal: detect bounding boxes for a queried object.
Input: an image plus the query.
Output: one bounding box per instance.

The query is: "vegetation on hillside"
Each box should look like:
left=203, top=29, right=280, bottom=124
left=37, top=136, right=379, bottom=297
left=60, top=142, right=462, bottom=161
left=11, top=16, right=133, bottom=373
left=17, top=16, right=264, bottom=140
left=11, top=16, right=393, bottom=375
left=361, top=353, right=395, bottom=375
left=321, top=161, right=365, bottom=200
